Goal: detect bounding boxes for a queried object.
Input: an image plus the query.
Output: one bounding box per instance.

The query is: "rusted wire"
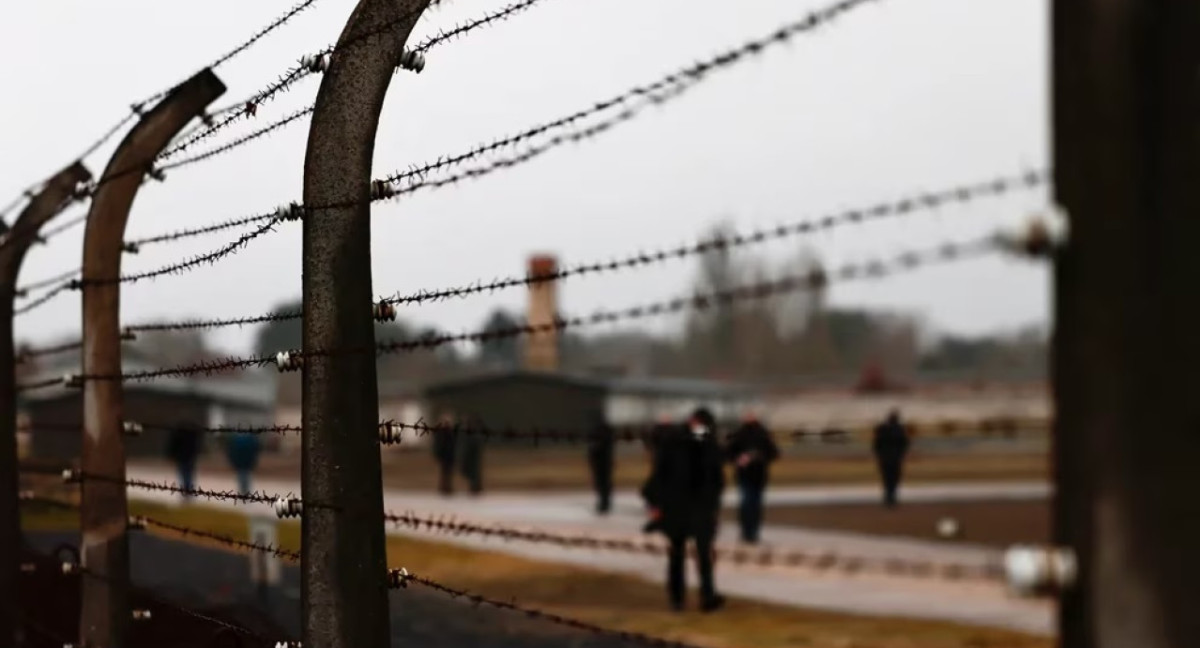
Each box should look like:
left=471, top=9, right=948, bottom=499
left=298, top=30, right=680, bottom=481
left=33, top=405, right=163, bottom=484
left=22, top=234, right=1033, bottom=387
left=53, top=169, right=1042, bottom=338
left=394, top=570, right=707, bottom=648
left=65, top=472, right=320, bottom=511
left=10, top=0, right=890, bottom=301
left=0, top=0, right=326, bottom=243
left=383, top=510, right=1005, bottom=582
left=159, top=106, right=316, bottom=172
left=410, top=0, right=547, bottom=53
left=328, top=236, right=1017, bottom=362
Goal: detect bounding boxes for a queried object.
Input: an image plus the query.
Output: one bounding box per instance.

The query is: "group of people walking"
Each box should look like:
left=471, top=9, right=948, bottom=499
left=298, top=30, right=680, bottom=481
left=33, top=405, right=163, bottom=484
left=601, top=406, right=911, bottom=612
left=601, top=407, right=780, bottom=613
left=431, top=411, right=484, bottom=496
left=166, top=426, right=262, bottom=497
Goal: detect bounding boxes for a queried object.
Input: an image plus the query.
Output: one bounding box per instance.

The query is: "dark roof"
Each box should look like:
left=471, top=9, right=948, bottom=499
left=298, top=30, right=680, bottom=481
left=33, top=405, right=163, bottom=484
left=605, top=375, right=757, bottom=398
left=424, top=369, right=607, bottom=395
left=424, top=369, right=758, bottom=399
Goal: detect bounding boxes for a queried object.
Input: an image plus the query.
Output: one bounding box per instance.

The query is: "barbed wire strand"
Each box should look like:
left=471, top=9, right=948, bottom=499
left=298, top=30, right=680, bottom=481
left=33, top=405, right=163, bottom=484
left=42, top=169, right=1040, bottom=338
left=158, top=0, right=556, bottom=175
left=383, top=510, right=1004, bottom=582
left=64, top=472, right=323, bottom=511
left=155, top=0, right=459, bottom=164
left=11, top=0, right=565, bottom=296
left=35, top=234, right=1029, bottom=387
left=394, top=570, right=706, bottom=648
left=73, top=561, right=280, bottom=641
left=17, top=0, right=897, bottom=313
left=0, top=0, right=327, bottom=240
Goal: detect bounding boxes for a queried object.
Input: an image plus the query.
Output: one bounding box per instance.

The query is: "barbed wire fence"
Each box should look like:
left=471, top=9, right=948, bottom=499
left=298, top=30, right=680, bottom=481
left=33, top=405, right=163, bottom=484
left=1, top=0, right=1088, bottom=647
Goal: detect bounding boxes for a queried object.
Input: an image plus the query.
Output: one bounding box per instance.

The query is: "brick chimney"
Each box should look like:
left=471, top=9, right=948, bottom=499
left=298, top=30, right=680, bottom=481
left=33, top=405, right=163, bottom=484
left=523, top=254, right=560, bottom=372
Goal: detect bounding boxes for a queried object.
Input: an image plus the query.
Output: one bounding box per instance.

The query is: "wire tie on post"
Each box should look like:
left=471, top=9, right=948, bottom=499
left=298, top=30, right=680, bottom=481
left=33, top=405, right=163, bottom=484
left=274, top=496, right=302, bottom=519
left=122, top=421, right=144, bottom=437
left=370, top=180, right=397, bottom=200
left=122, top=241, right=140, bottom=254
left=372, top=300, right=396, bottom=322
left=379, top=421, right=402, bottom=445
left=274, top=350, right=303, bottom=373
left=275, top=202, right=303, bottom=221
left=387, top=567, right=412, bottom=589
left=398, top=49, right=426, bottom=73
left=62, top=374, right=82, bottom=389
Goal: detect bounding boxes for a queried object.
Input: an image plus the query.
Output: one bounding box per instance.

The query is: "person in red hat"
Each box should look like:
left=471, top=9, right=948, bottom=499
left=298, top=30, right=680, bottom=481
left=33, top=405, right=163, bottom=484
left=640, top=407, right=726, bottom=612
left=725, top=411, right=780, bottom=544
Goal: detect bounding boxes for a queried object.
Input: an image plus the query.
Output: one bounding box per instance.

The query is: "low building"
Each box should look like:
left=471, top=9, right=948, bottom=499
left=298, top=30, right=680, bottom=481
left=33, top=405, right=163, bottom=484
left=19, top=348, right=275, bottom=461
left=423, top=369, right=759, bottom=439
left=424, top=370, right=607, bottom=438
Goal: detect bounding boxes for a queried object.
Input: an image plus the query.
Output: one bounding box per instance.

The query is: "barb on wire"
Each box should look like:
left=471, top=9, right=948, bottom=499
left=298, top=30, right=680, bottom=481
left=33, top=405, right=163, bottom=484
left=156, top=0, right=449, bottom=164
left=19, top=492, right=302, bottom=561
left=135, top=0, right=329, bottom=112
left=377, top=171, right=1047, bottom=308
left=411, top=0, right=546, bottom=53
left=18, top=267, right=81, bottom=296
left=395, top=570, right=705, bottom=648
left=210, top=0, right=328, bottom=71
left=74, top=217, right=282, bottom=289
left=157, top=66, right=314, bottom=163
left=369, top=0, right=884, bottom=203
left=385, top=510, right=1003, bottom=582
left=104, top=166, right=1042, bottom=335
left=336, top=235, right=1014, bottom=362
left=36, top=234, right=1028, bottom=388
left=64, top=556, right=282, bottom=641
left=134, top=514, right=302, bottom=561
left=73, top=472, right=299, bottom=509
left=13, top=284, right=69, bottom=317
left=1, top=0, right=322, bottom=240
left=10, top=0, right=885, bottom=301
left=158, top=0, right=545, bottom=173
left=160, top=106, right=316, bottom=172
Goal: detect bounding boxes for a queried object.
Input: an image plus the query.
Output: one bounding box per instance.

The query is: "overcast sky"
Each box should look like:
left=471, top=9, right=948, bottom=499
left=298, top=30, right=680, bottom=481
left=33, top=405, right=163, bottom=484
left=0, top=0, right=1050, bottom=356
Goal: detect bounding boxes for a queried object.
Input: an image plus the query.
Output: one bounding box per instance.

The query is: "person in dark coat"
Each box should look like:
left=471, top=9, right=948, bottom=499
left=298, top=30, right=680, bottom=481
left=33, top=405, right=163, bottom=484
left=725, top=413, right=780, bottom=544
left=166, top=425, right=201, bottom=500
left=586, top=409, right=615, bottom=515
left=459, top=415, right=484, bottom=496
left=872, top=409, right=911, bottom=508
left=224, top=432, right=262, bottom=495
left=640, top=414, right=678, bottom=534
left=640, top=407, right=726, bottom=612
left=431, top=411, right=459, bottom=496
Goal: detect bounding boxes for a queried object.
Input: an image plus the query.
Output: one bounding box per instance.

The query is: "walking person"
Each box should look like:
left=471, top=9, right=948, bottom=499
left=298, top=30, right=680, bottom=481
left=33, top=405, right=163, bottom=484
left=725, top=412, right=780, bottom=544
left=224, top=432, right=262, bottom=496
left=587, top=409, right=615, bottom=515
left=459, top=415, right=484, bottom=496
left=640, top=407, right=726, bottom=612
left=431, top=410, right=459, bottom=496
left=165, top=424, right=200, bottom=502
left=872, top=409, right=911, bottom=508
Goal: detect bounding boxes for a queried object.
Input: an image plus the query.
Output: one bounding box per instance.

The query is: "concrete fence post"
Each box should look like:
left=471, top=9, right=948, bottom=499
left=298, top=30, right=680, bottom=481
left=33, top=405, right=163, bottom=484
left=78, top=69, right=225, bottom=648
left=300, top=2, right=429, bottom=647
left=0, top=160, right=92, bottom=647
left=1053, top=1, right=1200, bottom=646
